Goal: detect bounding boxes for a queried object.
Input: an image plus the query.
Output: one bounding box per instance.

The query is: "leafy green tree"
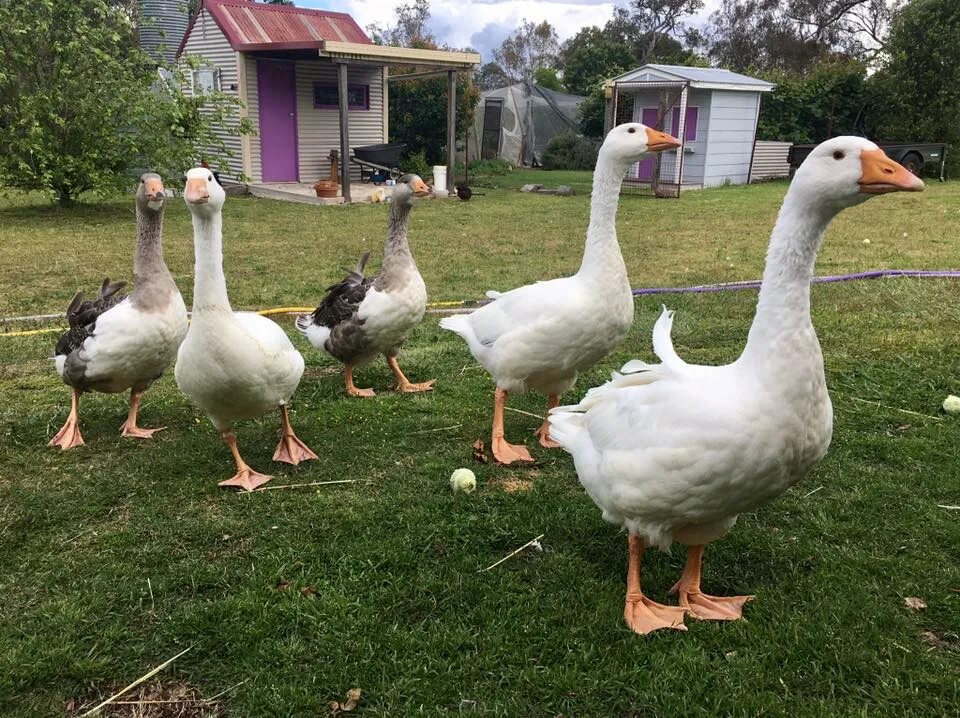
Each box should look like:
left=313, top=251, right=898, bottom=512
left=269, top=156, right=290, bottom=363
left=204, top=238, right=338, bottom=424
left=867, top=0, right=960, bottom=172
left=756, top=60, right=870, bottom=143
left=561, top=27, right=635, bottom=95
left=532, top=67, right=563, bottom=91
left=0, top=0, right=247, bottom=205
left=578, top=86, right=608, bottom=139
left=369, top=0, right=479, bottom=167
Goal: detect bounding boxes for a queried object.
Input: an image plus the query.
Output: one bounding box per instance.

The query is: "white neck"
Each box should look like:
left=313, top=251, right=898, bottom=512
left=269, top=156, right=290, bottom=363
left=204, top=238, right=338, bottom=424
left=190, top=211, right=232, bottom=312
left=577, top=152, right=630, bottom=282
left=742, top=186, right=836, bottom=363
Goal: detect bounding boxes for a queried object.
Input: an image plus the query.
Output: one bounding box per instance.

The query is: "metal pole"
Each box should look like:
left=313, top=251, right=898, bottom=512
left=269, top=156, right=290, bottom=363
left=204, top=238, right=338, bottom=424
left=337, top=61, right=351, bottom=203
left=446, top=70, right=456, bottom=196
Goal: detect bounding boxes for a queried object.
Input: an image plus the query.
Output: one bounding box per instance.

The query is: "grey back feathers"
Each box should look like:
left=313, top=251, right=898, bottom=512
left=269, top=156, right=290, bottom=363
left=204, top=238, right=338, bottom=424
left=298, top=252, right=373, bottom=331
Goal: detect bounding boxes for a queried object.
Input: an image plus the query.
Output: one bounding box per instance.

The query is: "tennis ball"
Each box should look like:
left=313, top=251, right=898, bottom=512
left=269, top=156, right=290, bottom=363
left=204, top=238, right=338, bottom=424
left=943, top=395, right=960, bottom=414
left=450, top=468, right=477, bottom=493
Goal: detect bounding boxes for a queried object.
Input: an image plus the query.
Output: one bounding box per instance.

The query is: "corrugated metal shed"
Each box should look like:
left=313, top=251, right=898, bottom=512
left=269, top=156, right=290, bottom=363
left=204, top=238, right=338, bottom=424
left=178, top=0, right=371, bottom=55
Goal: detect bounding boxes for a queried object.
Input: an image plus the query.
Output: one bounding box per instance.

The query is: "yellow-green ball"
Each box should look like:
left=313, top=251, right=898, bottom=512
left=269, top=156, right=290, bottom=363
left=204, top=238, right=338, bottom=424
left=450, top=468, right=477, bottom=493
left=943, top=395, right=960, bottom=414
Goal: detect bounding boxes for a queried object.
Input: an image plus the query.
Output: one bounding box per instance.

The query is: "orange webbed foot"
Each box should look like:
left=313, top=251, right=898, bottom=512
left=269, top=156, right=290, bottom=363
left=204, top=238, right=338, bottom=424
left=273, top=433, right=318, bottom=465
left=49, top=421, right=84, bottom=450
left=535, top=423, right=561, bottom=449
left=347, top=386, right=376, bottom=398
left=676, top=590, right=754, bottom=621
left=120, top=422, right=165, bottom=439
left=492, top=437, right=534, bottom=465
left=219, top=468, right=273, bottom=492
left=396, top=379, right=435, bottom=393
left=623, top=595, right=688, bottom=635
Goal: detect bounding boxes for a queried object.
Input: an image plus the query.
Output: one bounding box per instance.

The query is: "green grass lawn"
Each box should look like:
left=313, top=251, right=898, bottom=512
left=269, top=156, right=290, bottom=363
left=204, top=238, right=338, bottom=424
left=1, top=178, right=959, bottom=716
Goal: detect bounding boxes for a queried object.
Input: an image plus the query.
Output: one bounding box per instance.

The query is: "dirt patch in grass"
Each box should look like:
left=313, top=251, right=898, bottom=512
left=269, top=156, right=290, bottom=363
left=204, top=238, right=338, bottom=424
left=492, top=478, right=533, bottom=493
left=68, top=680, right=226, bottom=717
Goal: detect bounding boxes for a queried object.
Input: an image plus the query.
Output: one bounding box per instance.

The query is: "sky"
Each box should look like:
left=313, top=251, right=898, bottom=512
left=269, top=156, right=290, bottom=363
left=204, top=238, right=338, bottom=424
left=302, top=0, right=720, bottom=63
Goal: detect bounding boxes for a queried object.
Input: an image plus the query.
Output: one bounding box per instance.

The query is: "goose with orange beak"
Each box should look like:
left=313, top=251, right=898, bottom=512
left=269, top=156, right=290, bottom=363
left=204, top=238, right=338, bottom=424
left=296, top=174, right=436, bottom=396
left=175, top=167, right=317, bottom=491
left=49, top=173, right=188, bottom=449
left=440, top=123, right=681, bottom=464
left=548, top=138, right=923, bottom=635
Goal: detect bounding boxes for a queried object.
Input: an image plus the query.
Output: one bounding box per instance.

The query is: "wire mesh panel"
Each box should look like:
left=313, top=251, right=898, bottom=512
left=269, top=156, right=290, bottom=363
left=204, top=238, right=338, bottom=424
left=611, top=80, right=689, bottom=198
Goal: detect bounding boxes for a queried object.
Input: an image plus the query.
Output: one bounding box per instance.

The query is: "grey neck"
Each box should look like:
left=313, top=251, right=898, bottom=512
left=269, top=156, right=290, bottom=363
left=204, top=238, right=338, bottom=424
left=577, top=152, right=629, bottom=284
left=376, top=200, right=416, bottom=288
left=131, top=205, right=175, bottom=309
left=191, top=212, right=232, bottom=313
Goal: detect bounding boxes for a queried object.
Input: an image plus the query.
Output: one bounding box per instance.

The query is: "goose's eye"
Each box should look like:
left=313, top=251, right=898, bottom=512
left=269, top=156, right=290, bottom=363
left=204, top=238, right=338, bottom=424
left=832, top=151, right=845, bottom=160
left=627, top=127, right=636, bottom=134
left=208, top=174, right=213, bottom=181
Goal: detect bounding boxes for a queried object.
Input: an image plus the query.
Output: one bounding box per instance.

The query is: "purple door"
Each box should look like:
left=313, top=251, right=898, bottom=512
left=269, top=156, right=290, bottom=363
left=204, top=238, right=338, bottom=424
left=636, top=108, right=661, bottom=181
left=258, top=60, right=298, bottom=182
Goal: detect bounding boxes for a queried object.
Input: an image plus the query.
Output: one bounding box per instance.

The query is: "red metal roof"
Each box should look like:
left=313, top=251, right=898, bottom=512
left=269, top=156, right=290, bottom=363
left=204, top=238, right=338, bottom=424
left=178, top=0, right=371, bottom=55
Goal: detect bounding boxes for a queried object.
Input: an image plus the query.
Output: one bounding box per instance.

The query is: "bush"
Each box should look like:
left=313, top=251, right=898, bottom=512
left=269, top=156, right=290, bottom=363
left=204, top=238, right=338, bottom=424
left=401, top=150, right=433, bottom=180
left=466, top=158, right=513, bottom=176
left=540, top=131, right=599, bottom=170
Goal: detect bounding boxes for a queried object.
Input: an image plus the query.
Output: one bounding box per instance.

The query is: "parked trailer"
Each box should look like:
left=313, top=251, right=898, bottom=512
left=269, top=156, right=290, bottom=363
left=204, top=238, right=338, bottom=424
left=788, top=142, right=948, bottom=181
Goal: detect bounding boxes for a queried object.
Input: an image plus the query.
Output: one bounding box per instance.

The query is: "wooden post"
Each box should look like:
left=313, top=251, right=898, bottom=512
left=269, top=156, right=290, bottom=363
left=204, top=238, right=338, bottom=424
left=446, top=69, right=456, bottom=197
left=337, top=61, right=351, bottom=203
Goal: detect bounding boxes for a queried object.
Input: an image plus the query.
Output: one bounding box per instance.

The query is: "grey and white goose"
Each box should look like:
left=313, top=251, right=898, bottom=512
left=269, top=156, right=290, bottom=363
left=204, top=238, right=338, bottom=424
left=49, top=173, right=188, bottom=449
left=297, top=174, right=435, bottom=397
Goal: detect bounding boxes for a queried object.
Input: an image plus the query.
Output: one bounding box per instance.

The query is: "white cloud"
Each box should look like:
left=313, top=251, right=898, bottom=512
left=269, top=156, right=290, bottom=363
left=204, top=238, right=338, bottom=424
left=302, top=0, right=723, bottom=63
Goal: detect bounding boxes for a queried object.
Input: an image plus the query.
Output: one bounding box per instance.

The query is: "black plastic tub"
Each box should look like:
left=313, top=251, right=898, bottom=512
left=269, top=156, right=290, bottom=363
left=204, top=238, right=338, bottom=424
left=353, top=143, right=405, bottom=167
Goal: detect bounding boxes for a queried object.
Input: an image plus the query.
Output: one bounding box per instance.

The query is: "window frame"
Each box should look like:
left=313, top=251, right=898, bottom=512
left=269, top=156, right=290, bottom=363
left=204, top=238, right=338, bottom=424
left=313, top=82, right=370, bottom=111
left=191, top=67, right=221, bottom=93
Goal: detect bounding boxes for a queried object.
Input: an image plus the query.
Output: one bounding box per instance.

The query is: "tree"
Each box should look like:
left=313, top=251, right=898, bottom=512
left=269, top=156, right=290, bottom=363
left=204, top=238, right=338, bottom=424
left=474, top=62, right=510, bottom=91
left=492, top=20, right=560, bottom=83
left=608, top=0, right=705, bottom=65
left=368, top=1, right=479, bottom=167
left=561, top=27, right=635, bottom=95
left=533, top=67, right=563, bottom=91
left=705, top=0, right=898, bottom=74
left=0, top=0, right=247, bottom=205
left=867, top=0, right=960, bottom=171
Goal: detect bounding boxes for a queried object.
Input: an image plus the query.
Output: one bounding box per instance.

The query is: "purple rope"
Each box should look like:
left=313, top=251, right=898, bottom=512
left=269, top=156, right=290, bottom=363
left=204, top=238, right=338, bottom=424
left=632, top=269, right=960, bottom=296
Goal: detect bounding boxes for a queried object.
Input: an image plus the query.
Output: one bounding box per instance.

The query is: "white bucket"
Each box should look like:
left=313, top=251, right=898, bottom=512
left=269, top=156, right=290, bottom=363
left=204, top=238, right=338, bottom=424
left=432, top=165, right=447, bottom=195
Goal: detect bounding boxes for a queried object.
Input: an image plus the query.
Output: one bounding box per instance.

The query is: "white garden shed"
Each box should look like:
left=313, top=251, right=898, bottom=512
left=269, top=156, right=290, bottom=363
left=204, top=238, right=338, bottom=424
left=607, top=64, right=774, bottom=195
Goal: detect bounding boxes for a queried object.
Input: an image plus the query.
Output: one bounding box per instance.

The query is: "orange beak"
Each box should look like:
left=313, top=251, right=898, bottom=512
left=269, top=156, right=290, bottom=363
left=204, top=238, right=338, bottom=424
left=645, top=127, right=682, bottom=152
left=412, top=177, right=431, bottom=197
left=185, top=178, right=209, bottom=204
left=859, top=149, right=924, bottom=194
left=144, top=177, right=165, bottom=201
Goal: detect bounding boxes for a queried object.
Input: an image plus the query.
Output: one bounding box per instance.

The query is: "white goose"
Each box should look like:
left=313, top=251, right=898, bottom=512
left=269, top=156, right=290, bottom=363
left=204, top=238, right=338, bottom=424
left=441, top=123, right=680, bottom=464
left=548, top=137, right=924, bottom=635
left=175, top=168, right=316, bottom=491
left=50, top=173, right=188, bottom=449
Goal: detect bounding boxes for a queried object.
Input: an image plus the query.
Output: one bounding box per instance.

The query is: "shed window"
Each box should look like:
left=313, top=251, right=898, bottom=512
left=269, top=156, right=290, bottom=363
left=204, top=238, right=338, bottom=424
left=314, top=83, right=369, bottom=110
left=192, top=68, right=221, bottom=93
left=670, top=106, right=699, bottom=141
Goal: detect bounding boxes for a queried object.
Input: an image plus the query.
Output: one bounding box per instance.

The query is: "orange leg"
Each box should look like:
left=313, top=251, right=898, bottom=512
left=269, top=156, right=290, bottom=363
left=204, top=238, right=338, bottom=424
left=387, top=355, right=435, bottom=393
left=670, top=544, right=754, bottom=621
left=272, top=405, right=318, bottom=465
left=491, top=388, right=533, bottom=465
left=623, top=534, right=687, bottom=635
left=535, top=394, right=561, bottom=449
left=120, top=389, right=165, bottom=439
left=344, top=364, right=375, bottom=398
left=218, top=430, right=273, bottom=491
left=49, top=388, right=85, bottom=450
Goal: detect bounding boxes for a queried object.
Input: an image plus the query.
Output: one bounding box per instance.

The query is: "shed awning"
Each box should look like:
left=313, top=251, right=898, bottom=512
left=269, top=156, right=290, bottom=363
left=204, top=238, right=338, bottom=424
left=318, top=41, right=480, bottom=70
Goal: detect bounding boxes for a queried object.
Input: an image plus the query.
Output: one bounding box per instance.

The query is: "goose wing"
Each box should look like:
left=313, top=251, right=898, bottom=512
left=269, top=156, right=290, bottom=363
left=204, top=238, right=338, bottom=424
left=54, top=278, right=128, bottom=356
left=304, top=252, right=374, bottom=330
